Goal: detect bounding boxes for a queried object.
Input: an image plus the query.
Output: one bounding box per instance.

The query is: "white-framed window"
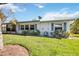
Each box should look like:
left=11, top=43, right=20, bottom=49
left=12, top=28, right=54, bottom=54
left=54, top=24, right=62, bottom=31
left=30, top=25, right=34, bottom=30
left=21, top=25, right=24, bottom=30
left=25, top=25, right=29, bottom=30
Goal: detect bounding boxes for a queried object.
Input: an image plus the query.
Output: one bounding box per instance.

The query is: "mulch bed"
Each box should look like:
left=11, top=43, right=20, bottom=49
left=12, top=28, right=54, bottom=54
left=0, top=45, right=29, bottom=56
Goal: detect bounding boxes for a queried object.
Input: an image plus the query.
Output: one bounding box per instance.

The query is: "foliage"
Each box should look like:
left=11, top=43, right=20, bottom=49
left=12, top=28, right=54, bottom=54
left=0, top=5, right=14, bottom=22
left=70, top=18, right=79, bottom=34
left=51, top=30, right=70, bottom=39
left=31, top=30, right=40, bottom=36
left=22, top=30, right=28, bottom=35
left=38, top=16, right=42, bottom=19
left=10, top=18, right=17, bottom=25
left=0, top=10, right=6, bottom=21
left=22, top=30, right=40, bottom=36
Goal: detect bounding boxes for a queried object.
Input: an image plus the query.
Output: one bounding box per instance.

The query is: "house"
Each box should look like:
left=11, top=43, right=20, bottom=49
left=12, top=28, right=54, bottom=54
left=2, top=19, right=74, bottom=36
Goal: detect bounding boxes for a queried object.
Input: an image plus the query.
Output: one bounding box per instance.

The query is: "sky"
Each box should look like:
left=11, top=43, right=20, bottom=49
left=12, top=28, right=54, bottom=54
left=1, top=3, right=79, bottom=21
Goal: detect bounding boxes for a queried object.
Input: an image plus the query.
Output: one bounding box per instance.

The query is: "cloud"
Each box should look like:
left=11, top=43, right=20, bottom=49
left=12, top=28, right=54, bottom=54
left=35, top=4, right=45, bottom=8
left=0, top=4, right=26, bottom=12
left=40, top=8, right=79, bottom=21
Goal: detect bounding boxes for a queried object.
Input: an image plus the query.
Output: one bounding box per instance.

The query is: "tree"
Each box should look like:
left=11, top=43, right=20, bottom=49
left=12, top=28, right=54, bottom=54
left=9, top=18, right=17, bottom=31
left=10, top=18, right=17, bottom=25
left=0, top=4, right=13, bottom=49
left=70, top=18, right=79, bottom=34
left=38, top=16, right=42, bottom=20
left=0, top=10, right=6, bottom=21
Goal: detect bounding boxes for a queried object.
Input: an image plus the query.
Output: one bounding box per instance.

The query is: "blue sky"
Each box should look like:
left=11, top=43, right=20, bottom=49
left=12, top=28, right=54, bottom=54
left=1, top=3, right=79, bottom=21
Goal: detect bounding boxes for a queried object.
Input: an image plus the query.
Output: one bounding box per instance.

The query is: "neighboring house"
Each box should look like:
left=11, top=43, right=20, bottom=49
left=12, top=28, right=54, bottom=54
left=2, top=19, right=74, bottom=36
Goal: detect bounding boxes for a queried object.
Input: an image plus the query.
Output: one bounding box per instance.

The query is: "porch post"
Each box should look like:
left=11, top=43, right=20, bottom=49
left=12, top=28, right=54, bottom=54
left=53, top=23, right=55, bottom=32
left=29, top=24, right=30, bottom=30
left=16, top=24, right=19, bottom=33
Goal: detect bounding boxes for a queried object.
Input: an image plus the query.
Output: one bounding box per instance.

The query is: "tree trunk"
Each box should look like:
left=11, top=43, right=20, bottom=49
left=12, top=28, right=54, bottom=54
left=0, top=19, right=3, bottom=49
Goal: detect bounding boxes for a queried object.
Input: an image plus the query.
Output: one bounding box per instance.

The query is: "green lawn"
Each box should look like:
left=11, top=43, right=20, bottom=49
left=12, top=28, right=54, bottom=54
left=3, top=34, right=79, bottom=56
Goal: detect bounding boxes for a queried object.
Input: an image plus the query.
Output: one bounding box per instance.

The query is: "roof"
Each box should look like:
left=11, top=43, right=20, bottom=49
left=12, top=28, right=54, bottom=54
left=18, top=19, right=74, bottom=23
left=2, top=18, right=75, bottom=24
left=17, top=20, right=40, bottom=23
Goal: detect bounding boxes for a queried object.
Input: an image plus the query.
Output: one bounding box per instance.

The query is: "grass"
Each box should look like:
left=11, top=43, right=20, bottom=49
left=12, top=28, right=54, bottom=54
left=71, top=34, right=79, bottom=37
left=3, top=34, right=79, bottom=56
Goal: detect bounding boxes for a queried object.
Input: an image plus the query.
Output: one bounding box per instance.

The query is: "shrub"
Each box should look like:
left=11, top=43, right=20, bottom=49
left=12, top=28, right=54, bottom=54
left=22, top=30, right=28, bottom=35
left=50, top=30, right=70, bottom=39
left=22, top=30, right=40, bottom=36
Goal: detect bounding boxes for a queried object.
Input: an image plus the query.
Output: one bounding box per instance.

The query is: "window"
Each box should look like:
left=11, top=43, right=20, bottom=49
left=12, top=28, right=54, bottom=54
left=55, top=27, right=62, bottom=31
left=25, top=25, right=29, bottom=30
left=21, top=25, right=24, bottom=30
left=51, top=23, right=54, bottom=31
left=55, top=24, right=62, bottom=31
left=6, top=24, right=12, bottom=31
left=30, top=25, right=34, bottom=30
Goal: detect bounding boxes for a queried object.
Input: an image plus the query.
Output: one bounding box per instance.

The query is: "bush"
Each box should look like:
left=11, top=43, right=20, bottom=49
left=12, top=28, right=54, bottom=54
left=22, top=30, right=40, bottom=36
left=22, top=30, right=28, bottom=35
left=50, top=30, right=70, bottom=39
left=29, top=30, right=39, bottom=36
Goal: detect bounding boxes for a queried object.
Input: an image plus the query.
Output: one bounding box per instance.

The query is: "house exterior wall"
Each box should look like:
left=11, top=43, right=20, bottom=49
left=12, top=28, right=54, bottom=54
left=36, top=21, right=70, bottom=36
left=16, top=22, right=38, bottom=34
left=66, top=21, right=74, bottom=32
left=15, top=20, right=74, bottom=36
left=37, top=22, right=51, bottom=36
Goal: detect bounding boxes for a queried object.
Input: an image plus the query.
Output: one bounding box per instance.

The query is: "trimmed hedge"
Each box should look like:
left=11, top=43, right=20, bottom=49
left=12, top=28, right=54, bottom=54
left=22, top=30, right=40, bottom=36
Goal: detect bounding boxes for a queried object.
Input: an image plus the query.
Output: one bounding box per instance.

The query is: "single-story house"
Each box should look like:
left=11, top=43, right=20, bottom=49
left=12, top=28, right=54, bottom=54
left=1, top=19, right=74, bottom=36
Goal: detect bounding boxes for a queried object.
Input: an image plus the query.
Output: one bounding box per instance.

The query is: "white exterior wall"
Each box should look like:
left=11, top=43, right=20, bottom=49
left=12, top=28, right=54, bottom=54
left=16, top=22, right=38, bottom=34
left=16, top=20, right=74, bottom=36
left=37, top=21, right=70, bottom=36
left=66, top=21, right=74, bottom=32
left=37, top=22, right=51, bottom=36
